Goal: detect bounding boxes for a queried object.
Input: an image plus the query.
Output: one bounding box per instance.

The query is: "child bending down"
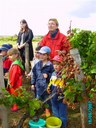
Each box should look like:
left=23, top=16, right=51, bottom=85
left=47, top=55, right=68, bottom=128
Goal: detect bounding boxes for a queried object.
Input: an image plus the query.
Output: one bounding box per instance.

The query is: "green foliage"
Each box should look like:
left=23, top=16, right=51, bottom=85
left=55, top=29, right=96, bottom=106
left=0, top=87, right=42, bottom=117
left=69, top=29, right=96, bottom=76
left=68, top=29, right=96, bottom=100
left=63, top=79, right=83, bottom=103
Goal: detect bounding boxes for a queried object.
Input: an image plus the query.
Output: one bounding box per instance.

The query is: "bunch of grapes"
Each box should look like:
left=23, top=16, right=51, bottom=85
left=61, top=52, right=80, bottom=80
left=59, top=51, right=81, bottom=109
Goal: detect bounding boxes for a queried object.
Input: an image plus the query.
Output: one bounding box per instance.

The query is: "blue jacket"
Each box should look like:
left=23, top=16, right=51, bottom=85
left=31, top=60, right=54, bottom=96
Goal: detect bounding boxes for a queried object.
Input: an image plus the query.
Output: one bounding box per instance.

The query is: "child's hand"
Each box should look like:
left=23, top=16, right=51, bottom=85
left=4, top=72, right=9, bottom=79
left=31, top=85, right=35, bottom=91
left=63, top=99, right=68, bottom=104
left=47, top=87, right=51, bottom=94
left=43, top=73, right=48, bottom=78
left=26, top=73, right=31, bottom=79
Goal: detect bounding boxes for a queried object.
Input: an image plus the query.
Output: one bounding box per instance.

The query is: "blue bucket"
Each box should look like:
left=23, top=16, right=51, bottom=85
left=29, top=118, right=46, bottom=128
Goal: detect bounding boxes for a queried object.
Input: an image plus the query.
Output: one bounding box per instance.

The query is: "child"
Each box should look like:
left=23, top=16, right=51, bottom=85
left=7, top=48, right=24, bottom=111
left=31, top=46, right=54, bottom=116
left=0, top=44, right=12, bottom=87
left=47, top=55, right=68, bottom=128
left=27, top=45, right=41, bottom=78
left=31, top=46, right=54, bottom=99
left=32, top=45, right=42, bottom=68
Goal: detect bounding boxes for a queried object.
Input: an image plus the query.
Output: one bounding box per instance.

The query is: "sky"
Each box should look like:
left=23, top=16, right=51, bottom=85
left=0, top=0, right=96, bottom=36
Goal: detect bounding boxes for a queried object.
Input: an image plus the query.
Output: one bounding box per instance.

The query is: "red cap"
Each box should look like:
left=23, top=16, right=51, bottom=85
left=52, top=55, right=63, bottom=63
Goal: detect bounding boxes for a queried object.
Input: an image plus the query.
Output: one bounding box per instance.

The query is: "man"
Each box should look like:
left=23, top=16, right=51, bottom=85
left=39, top=18, right=70, bottom=60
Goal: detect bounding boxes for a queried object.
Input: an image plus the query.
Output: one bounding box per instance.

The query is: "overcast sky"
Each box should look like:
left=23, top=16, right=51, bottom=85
left=0, top=0, right=96, bottom=36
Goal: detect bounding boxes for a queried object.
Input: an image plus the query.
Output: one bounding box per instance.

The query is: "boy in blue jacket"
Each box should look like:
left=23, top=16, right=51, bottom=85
left=31, top=46, right=54, bottom=116
left=31, top=46, right=54, bottom=99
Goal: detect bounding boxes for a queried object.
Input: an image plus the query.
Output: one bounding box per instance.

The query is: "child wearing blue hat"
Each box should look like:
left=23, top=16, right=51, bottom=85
left=0, top=44, right=13, bottom=87
left=31, top=46, right=54, bottom=116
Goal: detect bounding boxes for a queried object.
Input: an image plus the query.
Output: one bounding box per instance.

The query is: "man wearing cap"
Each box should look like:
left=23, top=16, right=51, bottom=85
left=39, top=18, right=70, bottom=60
left=0, top=44, right=12, bottom=87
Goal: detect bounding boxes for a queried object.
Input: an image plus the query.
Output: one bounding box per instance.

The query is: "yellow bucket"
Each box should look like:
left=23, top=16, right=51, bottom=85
left=46, top=116, right=62, bottom=128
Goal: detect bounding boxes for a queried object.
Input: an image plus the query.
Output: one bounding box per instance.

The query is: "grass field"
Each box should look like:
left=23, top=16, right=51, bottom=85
left=0, top=36, right=42, bottom=50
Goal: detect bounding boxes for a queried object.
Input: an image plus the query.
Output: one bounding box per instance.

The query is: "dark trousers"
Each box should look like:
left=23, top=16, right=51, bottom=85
left=36, top=90, right=51, bottom=109
left=51, top=101, right=68, bottom=128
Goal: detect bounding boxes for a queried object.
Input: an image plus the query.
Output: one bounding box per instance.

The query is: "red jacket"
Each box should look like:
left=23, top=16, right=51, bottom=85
left=7, top=60, right=24, bottom=95
left=39, top=29, right=70, bottom=60
left=3, top=57, right=12, bottom=74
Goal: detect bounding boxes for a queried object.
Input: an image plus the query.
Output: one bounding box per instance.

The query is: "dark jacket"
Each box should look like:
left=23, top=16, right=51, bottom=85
left=31, top=60, right=54, bottom=96
left=17, top=28, right=34, bottom=61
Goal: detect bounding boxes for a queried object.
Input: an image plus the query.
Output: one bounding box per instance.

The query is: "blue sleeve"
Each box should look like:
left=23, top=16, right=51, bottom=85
left=48, top=64, right=54, bottom=81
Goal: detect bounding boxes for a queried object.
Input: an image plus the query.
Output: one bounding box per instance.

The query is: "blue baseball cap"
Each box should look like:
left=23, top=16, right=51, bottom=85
left=39, top=46, right=51, bottom=54
left=0, top=44, right=12, bottom=51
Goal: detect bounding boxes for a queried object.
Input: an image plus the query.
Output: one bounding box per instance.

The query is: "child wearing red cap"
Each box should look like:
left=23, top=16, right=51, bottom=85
left=47, top=55, right=68, bottom=128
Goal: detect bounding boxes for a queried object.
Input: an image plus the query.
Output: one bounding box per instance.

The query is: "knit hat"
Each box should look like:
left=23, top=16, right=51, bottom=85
left=0, top=44, right=12, bottom=51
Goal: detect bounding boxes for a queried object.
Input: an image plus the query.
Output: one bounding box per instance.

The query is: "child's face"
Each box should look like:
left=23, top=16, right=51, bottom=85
left=35, top=50, right=40, bottom=59
left=9, top=54, right=18, bottom=61
left=40, top=53, right=49, bottom=61
left=1, top=50, right=7, bottom=57
left=53, top=61, right=63, bottom=72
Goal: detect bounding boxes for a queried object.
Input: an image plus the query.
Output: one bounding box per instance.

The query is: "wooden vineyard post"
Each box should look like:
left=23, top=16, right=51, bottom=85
left=70, top=48, right=88, bottom=128
left=25, top=43, right=30, bottom=73
left=0, top=55, right=8, bottom=128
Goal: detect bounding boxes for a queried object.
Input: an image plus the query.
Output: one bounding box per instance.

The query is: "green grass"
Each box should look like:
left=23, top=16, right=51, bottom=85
left=0, top=41, right=38, bottom=52
left=0, top=36, right=42, bottom=48
left=0, top=40, right=16, bottom=46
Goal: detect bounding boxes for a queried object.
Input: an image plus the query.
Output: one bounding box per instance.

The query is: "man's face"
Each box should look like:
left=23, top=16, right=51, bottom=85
left=48, top=20, right=58, bottom=32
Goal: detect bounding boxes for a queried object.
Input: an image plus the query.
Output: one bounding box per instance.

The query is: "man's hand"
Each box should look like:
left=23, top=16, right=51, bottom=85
left=56, top=50, right=66, bottom=55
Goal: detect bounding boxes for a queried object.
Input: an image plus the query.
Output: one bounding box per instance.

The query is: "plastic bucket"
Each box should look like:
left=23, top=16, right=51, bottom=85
left=46, top=116, right=62, bottom=128
left=29, top=118, right=46, bottom=128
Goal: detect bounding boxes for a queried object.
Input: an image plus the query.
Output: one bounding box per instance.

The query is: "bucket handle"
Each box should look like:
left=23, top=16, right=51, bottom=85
left=39, top=126, right=45, bottom=128
left=38, top=120, right=46, bottom=128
